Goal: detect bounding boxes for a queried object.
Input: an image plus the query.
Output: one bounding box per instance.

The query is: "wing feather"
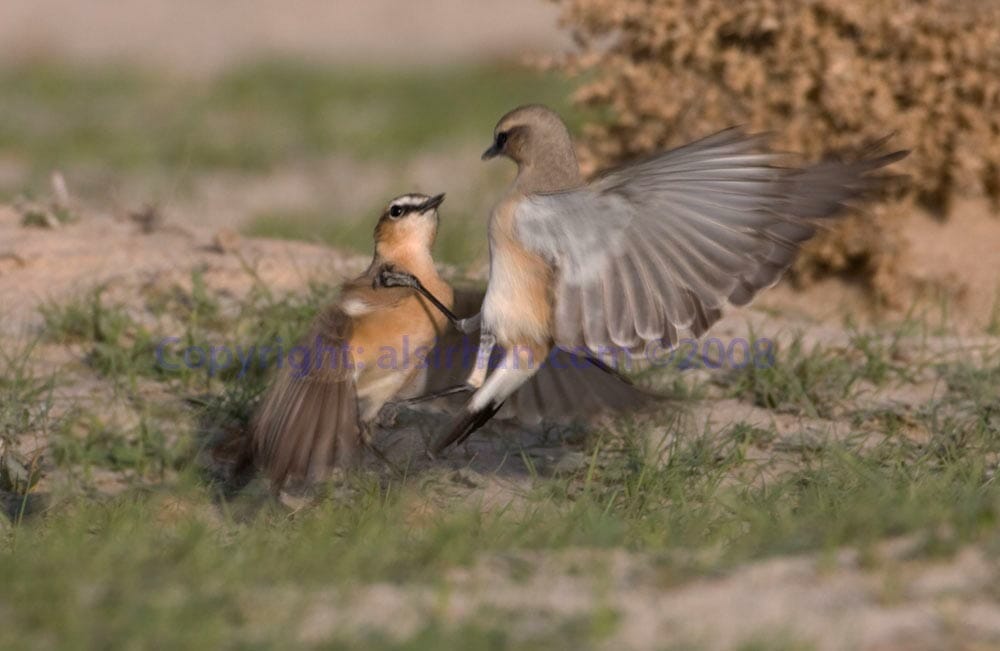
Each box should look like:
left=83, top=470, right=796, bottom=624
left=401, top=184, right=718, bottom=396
left=251, top=305, right=360, bottom=486
left=424, top=288, right=657, bottom=424
left=515, top=128, right=906, bottom=360
left=604, top=252, right=643, bottom=350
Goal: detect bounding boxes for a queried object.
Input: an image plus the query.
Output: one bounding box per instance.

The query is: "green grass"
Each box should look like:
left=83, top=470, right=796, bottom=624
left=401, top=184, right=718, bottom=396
left=0, top=61, right=581, bottom=196
left=6, top=282, right=1000, bottom=648
left=6, top=56, right=998, bottom=649
left=2, top=393, right=999, bottom=647
left=988, top=285, right=1000, bottom=336
left=39, top=286, right=163, bottom=384
left=29, top=275, right=338, bottom=489
left=1, top=477, right=631, bottom=647
left=718, top=336, right=858, bottom=419
left=0, top=59, right=582, bottom=266
left=0, top=340, right=54, bottom=447
left=50, top=411, right=186, bottom=481
left=0, top=339, right=55, bottom=494
left=717, top=326, right=921, bottom=420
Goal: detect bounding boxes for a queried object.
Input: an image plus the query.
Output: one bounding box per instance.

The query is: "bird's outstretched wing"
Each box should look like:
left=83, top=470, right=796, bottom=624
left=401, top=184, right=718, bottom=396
left=252, top=305, right=361, bottom=486
left=513, top=128, right=907, bottom=357
left=422, top=288, right=657, bottom=423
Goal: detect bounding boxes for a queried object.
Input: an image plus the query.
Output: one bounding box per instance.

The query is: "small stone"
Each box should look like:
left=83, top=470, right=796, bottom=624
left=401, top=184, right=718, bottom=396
left=50, top=171, right=71, bottom=208
left=212, top=227, right=242, bottom=254
left=551, top=450, right=589, bottom=476
left=0, top=450, right=42, bottom=494
left=129, top=204, right=163, bottom=233
left=19, top=204, right=60, bottom=229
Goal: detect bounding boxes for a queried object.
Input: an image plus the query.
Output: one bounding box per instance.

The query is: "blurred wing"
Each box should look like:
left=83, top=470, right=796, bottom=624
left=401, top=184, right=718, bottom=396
left=514, top=128, right=907, bottom=356
left=423, top=288, right=657, bottom=424
left=252, top=305, right=361, bottom=486
left=499, top=348, right=657, bottom=425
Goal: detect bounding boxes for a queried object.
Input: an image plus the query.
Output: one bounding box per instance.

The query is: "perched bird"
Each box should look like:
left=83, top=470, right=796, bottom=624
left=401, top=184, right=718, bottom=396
left=379, top=105, right=907, bottom=453
left=248, top=192, right=652, bottom=488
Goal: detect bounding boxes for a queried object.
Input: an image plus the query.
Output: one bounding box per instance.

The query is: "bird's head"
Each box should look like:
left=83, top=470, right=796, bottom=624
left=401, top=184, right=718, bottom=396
left=373, top=192, right=445, bottom=260
left=482, top=105, right=579, bottom=190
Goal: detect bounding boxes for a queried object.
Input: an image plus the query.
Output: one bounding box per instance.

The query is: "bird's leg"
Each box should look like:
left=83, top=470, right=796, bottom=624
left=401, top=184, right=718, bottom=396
left=465, top=331, right=495, bottom=389
left=374, top=265, right=479, bottom=334
left=374, top=265, right=456, bottom=322
left=378, top=385, right=475, bottom=424
left=390, top=335, right=492, bottom=408
left=396, top=384, right=474, bottom=406
left=375, top=262, right=491, bottom=391
left=454, top=312, right=481, bottom=335
left=429, top=345, right=540, bottom=456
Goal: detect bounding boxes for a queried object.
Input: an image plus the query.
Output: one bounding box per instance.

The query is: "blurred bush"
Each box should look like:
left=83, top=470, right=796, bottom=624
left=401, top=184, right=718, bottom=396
left=554, top=0, right=1000, bottom=299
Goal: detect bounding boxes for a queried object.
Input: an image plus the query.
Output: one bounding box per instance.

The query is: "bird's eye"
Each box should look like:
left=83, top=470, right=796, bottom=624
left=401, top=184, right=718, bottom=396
left=496, top=131, right=508, bottom=148
left=389, top=205, right=404, bottom=218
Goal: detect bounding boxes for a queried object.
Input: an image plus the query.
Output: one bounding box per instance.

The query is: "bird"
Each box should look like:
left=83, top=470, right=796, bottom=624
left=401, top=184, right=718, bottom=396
left=418, top=288, right=655, bottom=428
left=377, top=104, right=908, bottom=454
left=246, top=192, right=653, bottom=489
left=249, top=192, right=452, bottom=487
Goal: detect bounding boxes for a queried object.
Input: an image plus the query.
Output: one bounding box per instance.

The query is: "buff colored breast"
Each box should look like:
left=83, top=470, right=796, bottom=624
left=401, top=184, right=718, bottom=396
left=349, top=274, right=453, bottom=421
left=482, top=195, right=553, bottom=346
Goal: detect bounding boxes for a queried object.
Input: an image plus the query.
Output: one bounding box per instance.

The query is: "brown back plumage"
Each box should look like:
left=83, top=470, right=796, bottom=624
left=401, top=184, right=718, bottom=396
left=248, top=193, right=451, bottom=488
left=251, top=304, right=361, bottom=486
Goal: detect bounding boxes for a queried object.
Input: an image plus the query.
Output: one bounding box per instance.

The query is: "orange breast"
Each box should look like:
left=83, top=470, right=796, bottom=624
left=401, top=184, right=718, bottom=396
left=349, top=286, right=452, bottom=376
left=483, top=199, right=553, bottom=346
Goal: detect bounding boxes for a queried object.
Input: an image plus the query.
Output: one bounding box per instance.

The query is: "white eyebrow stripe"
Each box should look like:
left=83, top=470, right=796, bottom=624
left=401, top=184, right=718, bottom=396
left=390, top=195, right=428, bottom=209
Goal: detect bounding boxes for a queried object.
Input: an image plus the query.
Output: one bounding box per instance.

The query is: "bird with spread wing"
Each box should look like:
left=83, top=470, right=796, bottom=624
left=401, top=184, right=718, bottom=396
left=232, top=192, right=650, bottom=490
left=376, top=105, right=908, bottom=454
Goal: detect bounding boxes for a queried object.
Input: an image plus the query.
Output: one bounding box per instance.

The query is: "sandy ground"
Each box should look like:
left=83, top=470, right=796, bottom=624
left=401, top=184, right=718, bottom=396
left=3, top=199, right=1000, bottom=649
left=116, top=143, right=511, bottom=234
left=0, top=204, right=362, bottom=337
left=3, top=3, right=1000, bottom=646
left=295, top=545, right=1000, bottom=650
left=0, top=0, right=570, bottom=74
left=4, top=197, right=998, bottom=337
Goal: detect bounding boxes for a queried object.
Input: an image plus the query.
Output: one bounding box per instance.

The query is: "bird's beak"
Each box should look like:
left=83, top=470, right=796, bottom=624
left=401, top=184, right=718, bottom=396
left=420, top=193, right=446, bottom=212
left=481, top=144, right=501, bottom=160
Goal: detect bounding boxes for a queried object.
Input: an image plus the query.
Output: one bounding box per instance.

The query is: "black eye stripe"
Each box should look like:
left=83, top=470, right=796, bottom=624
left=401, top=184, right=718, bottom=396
left=388, top=202, right=426, bottom=218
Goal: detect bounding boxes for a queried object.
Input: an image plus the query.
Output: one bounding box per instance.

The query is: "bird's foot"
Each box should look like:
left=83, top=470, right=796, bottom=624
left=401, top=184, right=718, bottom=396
left=454, top=313, right=482, bottom=334
left=365, top=441, right=404, bottom=477
left=373, top=263, right=418, bottom=290
left=376, top=401, right=401, bottom=428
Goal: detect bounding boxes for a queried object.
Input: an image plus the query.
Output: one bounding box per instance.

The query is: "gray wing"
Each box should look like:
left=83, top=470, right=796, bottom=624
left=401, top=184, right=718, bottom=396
left=252, top=305, right=361, bottom=486
left=500, top=349, right=657, bottom=425
left=423, top=288, right=657, bottom=424
left=515, top=128, right=907, bottom=357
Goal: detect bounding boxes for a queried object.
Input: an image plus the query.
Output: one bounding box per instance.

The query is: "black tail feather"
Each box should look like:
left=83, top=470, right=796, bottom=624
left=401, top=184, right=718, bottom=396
left=430, top=401, right=504, bottom=456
